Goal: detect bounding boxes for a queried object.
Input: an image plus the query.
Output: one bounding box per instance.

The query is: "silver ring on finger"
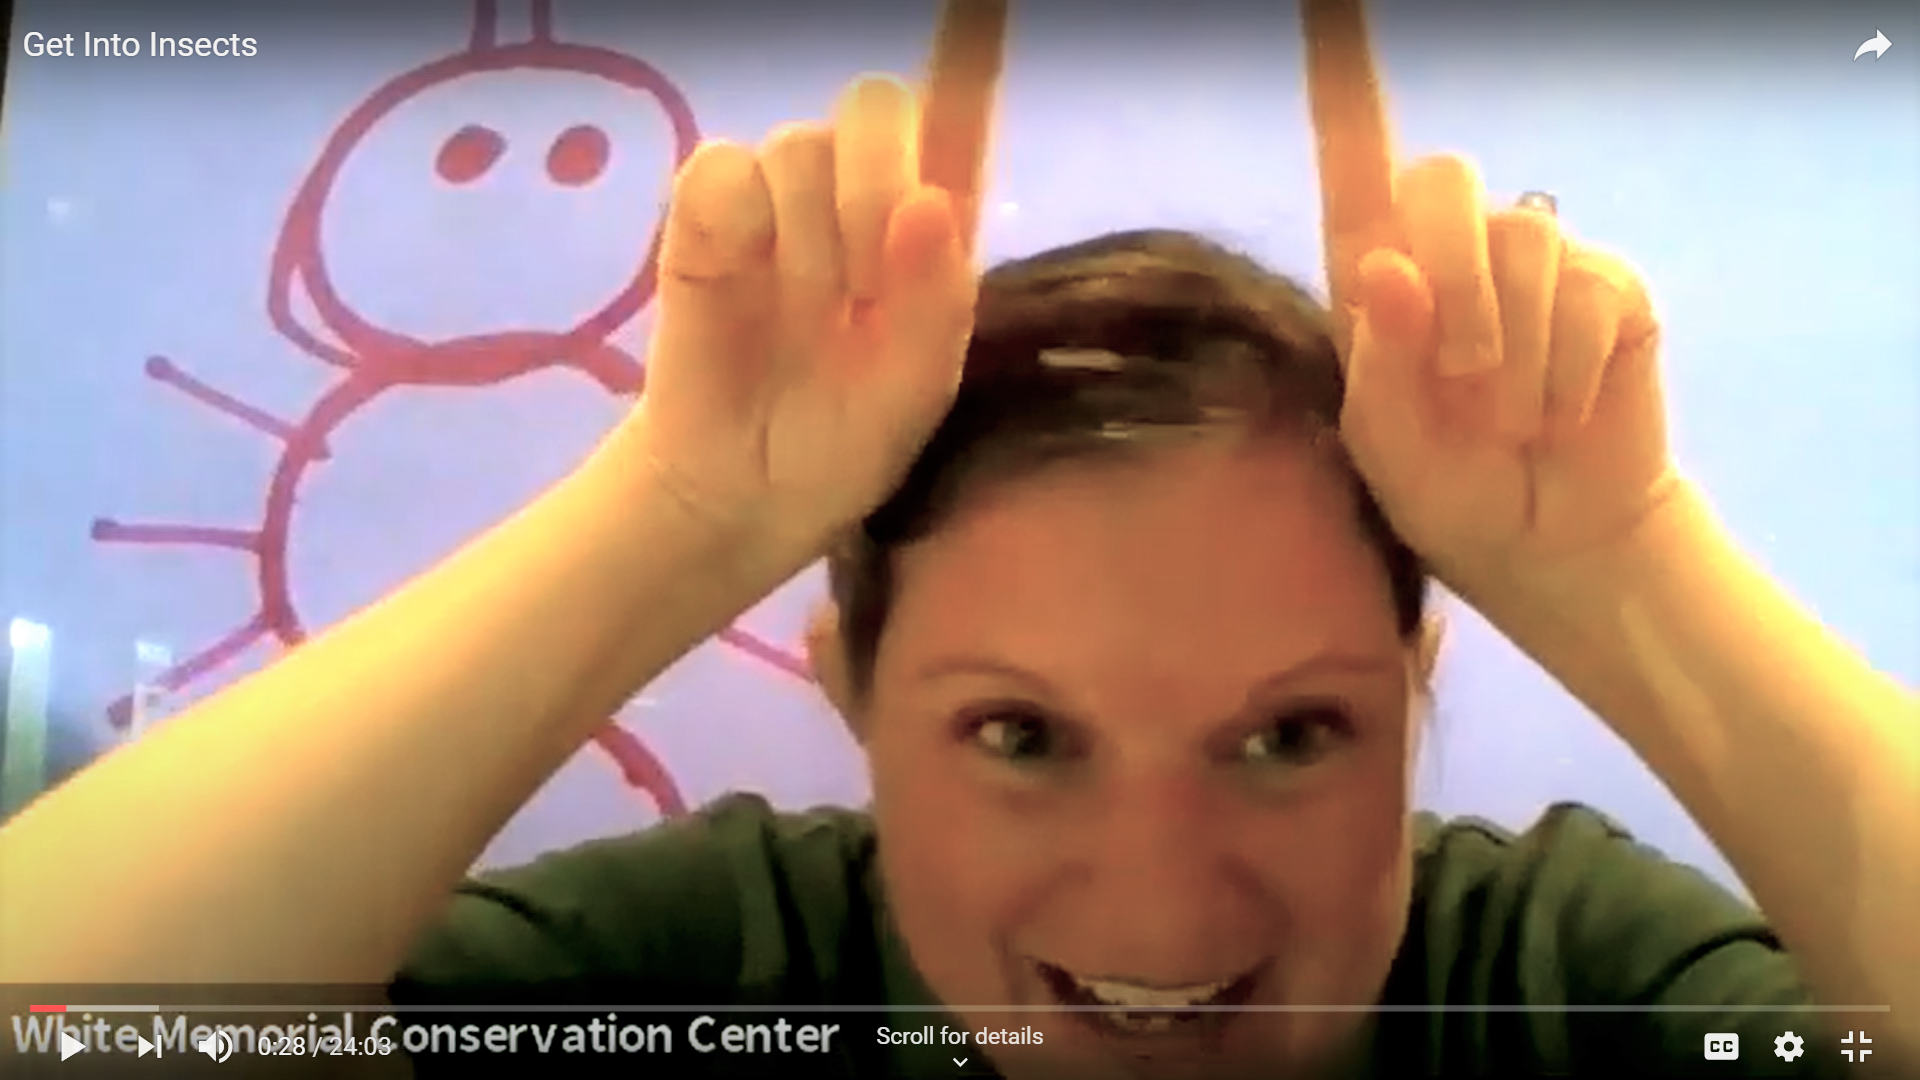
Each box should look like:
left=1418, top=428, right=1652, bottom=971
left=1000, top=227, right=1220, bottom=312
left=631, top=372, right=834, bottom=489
left=1515, top=190, right=1559, bottom=216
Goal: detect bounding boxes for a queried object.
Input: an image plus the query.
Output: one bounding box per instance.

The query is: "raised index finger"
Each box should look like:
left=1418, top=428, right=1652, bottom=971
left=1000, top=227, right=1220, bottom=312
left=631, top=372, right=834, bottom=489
left=1302, top=0, right=1399, bottom=360
left=918, top=0, right=1009, bottom=258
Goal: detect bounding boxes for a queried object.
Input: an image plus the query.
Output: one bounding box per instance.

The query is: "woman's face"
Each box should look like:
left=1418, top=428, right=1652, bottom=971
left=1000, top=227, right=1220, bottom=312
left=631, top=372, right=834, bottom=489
left=860, top=434, right=1423, bottom=1079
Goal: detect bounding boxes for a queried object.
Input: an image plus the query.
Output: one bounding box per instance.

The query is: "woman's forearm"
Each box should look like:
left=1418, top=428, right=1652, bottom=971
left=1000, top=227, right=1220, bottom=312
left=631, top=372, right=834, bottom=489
left=0, top=431, right=788, bottom=985
left=1478, top=482, right=1918, bottom=1053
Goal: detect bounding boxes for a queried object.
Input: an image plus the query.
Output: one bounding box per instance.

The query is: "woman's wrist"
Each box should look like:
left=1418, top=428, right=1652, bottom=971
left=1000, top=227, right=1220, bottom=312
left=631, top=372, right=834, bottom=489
left=1451, top=478, right=1721, bottom=696
left=560, top=426, right=822, bottom=637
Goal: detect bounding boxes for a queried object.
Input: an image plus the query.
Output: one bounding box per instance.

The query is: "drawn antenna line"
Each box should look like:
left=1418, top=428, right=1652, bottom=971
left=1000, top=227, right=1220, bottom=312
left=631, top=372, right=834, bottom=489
left=92, top=612, right=273, bottom=730
left=144, top=355, right=329, bottom=456
left=590, top=726, right=686, bottom=816
left=718, top=627, right=811, bottom=682
left=92, top=522, right=262, bottom=552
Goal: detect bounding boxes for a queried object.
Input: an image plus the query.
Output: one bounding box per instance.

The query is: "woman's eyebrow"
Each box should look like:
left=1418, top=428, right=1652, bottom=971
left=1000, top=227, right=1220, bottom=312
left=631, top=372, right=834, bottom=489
left=1241, top=655, right=1406, bottom=698
left=909, top=655, right=1055, bottom=692
left=908, top=651, right=1403, bottom=694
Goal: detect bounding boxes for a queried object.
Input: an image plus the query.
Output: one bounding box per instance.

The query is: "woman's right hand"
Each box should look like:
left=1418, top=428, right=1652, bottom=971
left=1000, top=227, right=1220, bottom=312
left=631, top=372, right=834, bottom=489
left=619, top=0, right=1007, bottom=571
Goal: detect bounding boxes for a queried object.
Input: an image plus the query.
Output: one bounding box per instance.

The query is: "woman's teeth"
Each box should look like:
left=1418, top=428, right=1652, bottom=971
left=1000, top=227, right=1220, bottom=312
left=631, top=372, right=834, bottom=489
left=1064, top=972, right=1239, bottom=1036
left=1072, top=975, right=1234, bottom=1009
left=1101, top=1011, right=1181, bottom=1036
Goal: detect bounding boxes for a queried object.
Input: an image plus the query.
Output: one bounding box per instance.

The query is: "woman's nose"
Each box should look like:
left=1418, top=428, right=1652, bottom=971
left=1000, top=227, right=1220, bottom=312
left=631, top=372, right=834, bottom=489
left=1064, top=768, right=1270, bottom=963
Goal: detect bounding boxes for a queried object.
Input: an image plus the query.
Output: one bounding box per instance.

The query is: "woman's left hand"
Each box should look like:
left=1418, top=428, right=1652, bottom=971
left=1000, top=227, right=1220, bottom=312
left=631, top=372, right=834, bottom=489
left=1305, top=0, right=1686, bottom=600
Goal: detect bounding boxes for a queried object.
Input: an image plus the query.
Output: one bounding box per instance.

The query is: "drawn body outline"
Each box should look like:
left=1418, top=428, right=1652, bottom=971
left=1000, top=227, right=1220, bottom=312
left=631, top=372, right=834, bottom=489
left=91, top=0, right=810, bottom=819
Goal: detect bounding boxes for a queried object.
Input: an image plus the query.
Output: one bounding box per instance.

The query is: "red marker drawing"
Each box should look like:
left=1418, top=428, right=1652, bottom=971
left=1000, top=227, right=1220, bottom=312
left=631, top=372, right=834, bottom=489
left=91, top=0, right=811, bottom=819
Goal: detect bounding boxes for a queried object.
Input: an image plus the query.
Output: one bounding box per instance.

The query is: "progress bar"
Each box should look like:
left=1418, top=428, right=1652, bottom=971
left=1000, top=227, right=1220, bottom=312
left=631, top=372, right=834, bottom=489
left=30, top=1004, right=1889, bottom=1015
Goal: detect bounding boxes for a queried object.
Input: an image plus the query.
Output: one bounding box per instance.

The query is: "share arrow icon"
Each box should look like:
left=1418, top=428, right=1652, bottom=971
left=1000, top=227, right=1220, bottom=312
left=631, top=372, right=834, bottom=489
left=1856, top=30, right=1891, bottom=60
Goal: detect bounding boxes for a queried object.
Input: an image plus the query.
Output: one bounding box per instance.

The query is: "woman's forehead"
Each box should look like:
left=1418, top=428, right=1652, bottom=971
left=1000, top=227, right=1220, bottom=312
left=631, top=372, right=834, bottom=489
left=879, top=438, right=1401, bottom=664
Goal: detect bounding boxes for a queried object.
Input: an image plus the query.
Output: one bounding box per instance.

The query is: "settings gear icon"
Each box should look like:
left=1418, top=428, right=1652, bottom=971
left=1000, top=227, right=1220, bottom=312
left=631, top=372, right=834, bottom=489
left=1774, top=1031, right=1805, bottom=1061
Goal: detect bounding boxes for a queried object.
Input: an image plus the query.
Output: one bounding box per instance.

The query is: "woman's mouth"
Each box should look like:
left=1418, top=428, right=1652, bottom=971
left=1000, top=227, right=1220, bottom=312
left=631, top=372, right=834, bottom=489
left=1034, top=959, right=1266, bottom=1040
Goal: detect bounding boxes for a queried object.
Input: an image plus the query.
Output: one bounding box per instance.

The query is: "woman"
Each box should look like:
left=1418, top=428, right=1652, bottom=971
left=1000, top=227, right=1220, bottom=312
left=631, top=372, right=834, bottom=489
left=0, top=2, right=1911, bottom=1077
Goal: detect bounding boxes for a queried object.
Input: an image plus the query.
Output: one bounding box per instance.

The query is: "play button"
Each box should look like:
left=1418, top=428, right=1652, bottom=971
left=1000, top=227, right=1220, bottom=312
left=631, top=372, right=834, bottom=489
left=60, top=1032, right=86, bottom=1060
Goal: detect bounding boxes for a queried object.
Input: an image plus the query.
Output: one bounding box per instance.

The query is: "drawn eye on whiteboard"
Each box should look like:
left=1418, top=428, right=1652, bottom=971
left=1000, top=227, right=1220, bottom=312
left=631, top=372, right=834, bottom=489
left=545, top=124, right=611, bottom=187
left=436, top=121, right=611, bottom=189
left=435, top=124, right=508, bottom=184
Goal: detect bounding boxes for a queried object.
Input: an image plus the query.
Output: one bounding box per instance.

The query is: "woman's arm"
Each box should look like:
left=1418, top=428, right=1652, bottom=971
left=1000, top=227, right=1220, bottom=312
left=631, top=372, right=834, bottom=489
left=0, top=0, right=1002, bottom=988
left=1482, top=481, right=1919, bottom=1059
left=0, top=431, right=790, bottom=985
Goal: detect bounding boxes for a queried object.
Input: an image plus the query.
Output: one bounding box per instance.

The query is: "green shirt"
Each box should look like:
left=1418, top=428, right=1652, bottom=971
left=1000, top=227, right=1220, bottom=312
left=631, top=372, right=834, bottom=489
left=391, top=795, right=1848, bottom=1077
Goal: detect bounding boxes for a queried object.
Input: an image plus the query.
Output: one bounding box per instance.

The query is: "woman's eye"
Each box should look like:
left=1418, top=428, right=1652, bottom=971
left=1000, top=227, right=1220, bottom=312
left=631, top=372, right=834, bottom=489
left=1240, top=704, right=1353, bottom=768
left=968, top=711, right=1061, bottom=764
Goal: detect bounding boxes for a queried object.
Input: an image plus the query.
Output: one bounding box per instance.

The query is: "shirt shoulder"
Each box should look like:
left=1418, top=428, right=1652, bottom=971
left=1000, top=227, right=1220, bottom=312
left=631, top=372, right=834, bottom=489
left=1381, top=801, right=1842, bottom=1076
left=390, top=793, right=883, bottom=1006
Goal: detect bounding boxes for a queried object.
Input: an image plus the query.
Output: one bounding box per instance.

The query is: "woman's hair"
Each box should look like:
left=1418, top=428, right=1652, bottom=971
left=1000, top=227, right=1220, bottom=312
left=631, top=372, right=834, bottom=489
left=826, top=228, right=1429, bottom=694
